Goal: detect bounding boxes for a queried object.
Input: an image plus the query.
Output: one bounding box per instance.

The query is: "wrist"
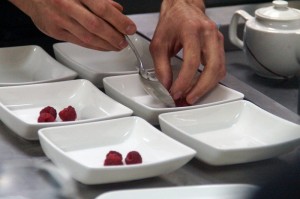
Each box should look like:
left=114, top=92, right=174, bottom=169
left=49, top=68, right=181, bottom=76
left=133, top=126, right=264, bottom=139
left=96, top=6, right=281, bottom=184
left=161, top=0, right=205, bottom=12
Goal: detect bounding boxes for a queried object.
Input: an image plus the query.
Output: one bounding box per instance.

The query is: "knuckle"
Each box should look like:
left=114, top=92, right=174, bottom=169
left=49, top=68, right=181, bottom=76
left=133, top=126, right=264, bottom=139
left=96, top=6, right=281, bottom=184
left=80, top=33, right=94, bottom=45
left=199, top=20, right=219, bottom=37
left=51, top=0, right=71, bottom=10
left=51, top=0, right=62, bottom=5
left=218, top=32, right=224, bottom=42
left=188, top=58, right=201, bottom=69
left=184, top=19, right=201, bottom=31
left=95, top=3, right=107, bottom=17
left=86, top=18, right=102, bottom=33
left=202, top=20, right=218, bottom=31
left=149, top=38, right=162, bottom=54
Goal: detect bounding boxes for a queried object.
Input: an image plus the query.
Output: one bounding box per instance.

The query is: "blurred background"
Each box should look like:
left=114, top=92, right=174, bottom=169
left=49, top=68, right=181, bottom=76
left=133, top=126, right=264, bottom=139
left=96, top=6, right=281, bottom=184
left=0, top=0, right=277, bottom=56
left=118, top=0, right=272, bottom=14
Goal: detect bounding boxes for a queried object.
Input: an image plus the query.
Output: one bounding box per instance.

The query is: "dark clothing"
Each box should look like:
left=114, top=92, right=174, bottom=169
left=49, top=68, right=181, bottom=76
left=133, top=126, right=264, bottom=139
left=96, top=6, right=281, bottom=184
left=0, top=1, right=59, bottom=56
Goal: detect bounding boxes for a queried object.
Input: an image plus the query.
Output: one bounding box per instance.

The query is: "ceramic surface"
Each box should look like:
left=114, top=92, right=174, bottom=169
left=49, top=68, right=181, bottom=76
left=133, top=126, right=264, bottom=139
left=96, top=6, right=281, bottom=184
left=229, top=1, right=300, bottom=78
left=103, top=74, right=244, bottom=125
left=0, top=45, right=77, bottom=86
left=159, top=100, right=300, bottom=165
left=0, top=79, right=133, bottom=140
left=53, top=34, right=154, bottom=88
left=38, top=117, right=196, bottom=184
left=96, top=184, right=259, bottom=199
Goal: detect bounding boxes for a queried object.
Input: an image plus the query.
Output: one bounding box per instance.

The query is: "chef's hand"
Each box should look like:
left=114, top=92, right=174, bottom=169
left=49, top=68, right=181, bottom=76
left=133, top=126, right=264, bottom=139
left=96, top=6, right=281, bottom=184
left=9, top=0, right=137, bottom=51
left=150, top=0, right=226, bottom=105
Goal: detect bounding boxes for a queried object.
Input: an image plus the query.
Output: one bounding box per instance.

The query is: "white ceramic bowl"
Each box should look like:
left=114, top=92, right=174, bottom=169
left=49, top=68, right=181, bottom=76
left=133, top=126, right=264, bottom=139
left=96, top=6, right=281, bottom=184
left=38, top=117, right=196, bottom=184
left=159, top=100, right=300, bottom=165
left=103, top=74, right=244, bottom=125
left=0, top=79, right=133, bottom=140
left=95, top=184, right=258, bottom=199
left=0, top=45, right=77, bottom=86
left=53, top=34, right=154, bottom=88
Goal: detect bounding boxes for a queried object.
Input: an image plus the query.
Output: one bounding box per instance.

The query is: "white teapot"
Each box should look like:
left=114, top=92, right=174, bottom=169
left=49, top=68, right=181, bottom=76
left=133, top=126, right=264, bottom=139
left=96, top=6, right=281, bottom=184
left=229, top=0, right=300, bottom=79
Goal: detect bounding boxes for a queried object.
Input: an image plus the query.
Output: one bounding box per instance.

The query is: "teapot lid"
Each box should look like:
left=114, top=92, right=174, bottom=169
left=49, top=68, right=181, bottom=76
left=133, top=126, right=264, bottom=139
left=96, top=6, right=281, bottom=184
left=256, top=0, right=300, bottom=21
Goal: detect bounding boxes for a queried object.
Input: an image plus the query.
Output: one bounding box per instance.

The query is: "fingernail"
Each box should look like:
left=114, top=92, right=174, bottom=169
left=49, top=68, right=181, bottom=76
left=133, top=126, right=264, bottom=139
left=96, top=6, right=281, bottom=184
left=119, top=39, right=128, bottom=49
left=172, top=91, right=182, bottom=100
left=126, top=25, right=136, bottom=34
left=188, top=96, right=199, bottom=105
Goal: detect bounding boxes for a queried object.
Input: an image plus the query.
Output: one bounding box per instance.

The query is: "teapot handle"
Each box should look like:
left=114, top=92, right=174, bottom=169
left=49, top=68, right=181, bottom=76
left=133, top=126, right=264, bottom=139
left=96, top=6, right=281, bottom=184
left=229, top=10, right=252, bottom=49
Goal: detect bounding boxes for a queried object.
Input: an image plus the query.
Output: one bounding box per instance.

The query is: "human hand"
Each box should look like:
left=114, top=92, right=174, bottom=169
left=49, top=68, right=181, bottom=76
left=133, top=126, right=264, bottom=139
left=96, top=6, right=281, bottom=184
left=9, top=0, right=137, bottom=51
left=150, top=0, right=226, bottom=105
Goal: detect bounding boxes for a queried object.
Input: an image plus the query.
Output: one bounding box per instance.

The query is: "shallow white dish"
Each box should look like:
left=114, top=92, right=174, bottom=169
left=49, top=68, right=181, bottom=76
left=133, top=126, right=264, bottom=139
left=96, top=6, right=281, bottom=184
left=38, top=117, right=196, bottom=184
left=53, top=34, right=155, bottom=88
left=0, top=45, right=77, bottom=86
left=0, top=79, right=133, bottom=140
left=103, top=74, right=244, bottom=125
left=96, top=184, right=259, bottom=199
left=159, top=100, right=300, bottom=165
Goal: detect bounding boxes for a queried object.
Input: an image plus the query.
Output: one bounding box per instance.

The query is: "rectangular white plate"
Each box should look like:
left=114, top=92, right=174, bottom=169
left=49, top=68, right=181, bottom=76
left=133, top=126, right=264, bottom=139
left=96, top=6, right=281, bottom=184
left=53, top=34, right=154, bottom=88
left=96, top=184, right=259, bottom=199
left=38, top=117, right=196, bottom=184
left=0, top=45, right=77, bottom=86
left=103, top=74, right=244, bottom=125
left=0, top=79, right=133, bottom=140
left=159, top=100, right=300, bottom=165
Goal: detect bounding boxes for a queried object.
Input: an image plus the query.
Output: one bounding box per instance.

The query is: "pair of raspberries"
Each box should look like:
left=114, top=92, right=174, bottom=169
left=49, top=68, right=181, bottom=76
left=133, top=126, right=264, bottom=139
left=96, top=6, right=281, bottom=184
left=38, top=106, right=77, bottom=122
left=104, top=150, right=142, bottom=166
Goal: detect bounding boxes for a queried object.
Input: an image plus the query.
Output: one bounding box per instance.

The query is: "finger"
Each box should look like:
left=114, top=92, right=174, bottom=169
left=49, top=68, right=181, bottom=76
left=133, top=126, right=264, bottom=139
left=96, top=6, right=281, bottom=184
left=186, top=31, right=226, bottom=104
left=169, top=34, right=201, bottom=100
left=63, top=0, right=128, bottom=50
left=34, top=7, right=117, bottom=51
left=150, top=40, right=173, bottom=90
left=63, top=16, right=120, bottom=51
left=84, top=0, right=136, bottom=35
left=59, top=29, right=109, bottom=51
left=109, top=0, right=124, bottom=12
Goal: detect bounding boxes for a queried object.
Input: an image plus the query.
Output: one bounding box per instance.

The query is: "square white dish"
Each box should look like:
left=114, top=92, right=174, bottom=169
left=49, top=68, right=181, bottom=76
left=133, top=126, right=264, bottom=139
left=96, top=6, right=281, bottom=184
left=103, top=74, right=244, bottom=125
left=95, top=184, right=258, bottom=199
left=38, top=116, right=196, bottom=184
left=0, top=45, right=77, bottom=86
left=159, top=100, right=300, bottom=165
left=53, top=34, right=154, bottom=88
left=0, top=79, right=133, bottom=140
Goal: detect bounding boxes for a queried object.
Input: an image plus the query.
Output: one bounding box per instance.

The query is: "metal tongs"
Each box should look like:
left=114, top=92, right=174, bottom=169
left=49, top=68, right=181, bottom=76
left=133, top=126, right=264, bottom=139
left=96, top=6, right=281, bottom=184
left=125, top=35, right=175, bottom=107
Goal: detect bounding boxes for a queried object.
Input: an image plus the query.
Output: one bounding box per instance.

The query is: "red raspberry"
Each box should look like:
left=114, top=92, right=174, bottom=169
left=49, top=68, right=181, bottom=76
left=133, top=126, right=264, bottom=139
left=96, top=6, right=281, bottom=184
left=175, top=98, right=191, bottom=107
left=104, top=151, right=123, bottom=166
left=40, top=106, right=57, bottom=119
left=106, top=150, right=122, bottom=158
left=38, top=112, right=55, bottom=122
left=125, top=151, right=142, bottom=165
left=59, top=106, right=77, bottom=121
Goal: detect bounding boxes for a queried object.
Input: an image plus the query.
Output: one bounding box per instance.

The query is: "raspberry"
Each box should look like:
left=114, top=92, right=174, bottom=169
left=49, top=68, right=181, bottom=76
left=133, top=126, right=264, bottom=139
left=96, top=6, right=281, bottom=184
left=38, top=112, right=56, bottom=122
left=125, top=151, right=142, bottom=165
left=40, top=106, right=57, bottom=119
left=59, top=106, right=77, bottom=121
left=106, top=150, right=122, bottom=159
left=175, top=98, right=190, bottom=107
left=104, top=151, right=123, bottom=166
